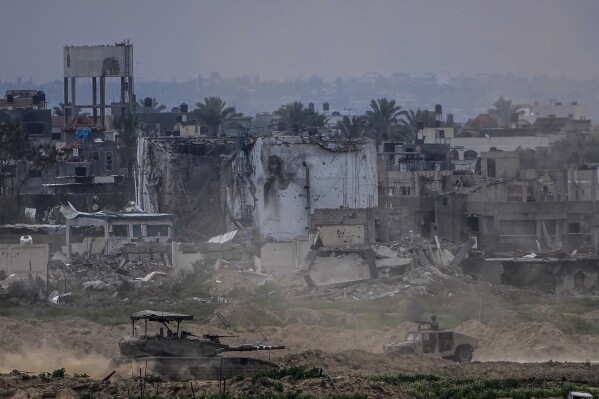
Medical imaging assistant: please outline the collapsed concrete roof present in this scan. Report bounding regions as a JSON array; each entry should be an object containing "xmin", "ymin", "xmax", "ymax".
[{"xmin": 60, "ymin": 202, "xmax": 175, "ymax": 221}]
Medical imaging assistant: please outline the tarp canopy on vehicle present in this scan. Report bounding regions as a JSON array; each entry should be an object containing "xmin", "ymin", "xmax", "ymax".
[{"xmin": 130, "ymin": 310, "xmax": 193, "ymax": 322}]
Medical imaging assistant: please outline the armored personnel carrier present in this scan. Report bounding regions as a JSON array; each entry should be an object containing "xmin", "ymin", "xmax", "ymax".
[
  {"xmin": 113, "ymin": 310, "xmax": 284, "ymax": 379},
  {"xmin": 383, "ymin": 317, "xmax": 478, "ymax": 363}
]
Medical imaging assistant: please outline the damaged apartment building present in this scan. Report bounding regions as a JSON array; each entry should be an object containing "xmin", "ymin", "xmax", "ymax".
[
  {"xmin": 432, "ymin": 150, "xmax": 599, "ymax": 294},
  {"xmin": 136, "ymin": 135, "xmax": 378, "ymax": 284}
]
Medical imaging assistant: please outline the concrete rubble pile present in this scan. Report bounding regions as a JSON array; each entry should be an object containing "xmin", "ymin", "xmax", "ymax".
[
  {"xmin": 291, "ymin": 234, "xmax": 472, "ymax": 301},
  {"xmin": 45, "ymin": 250, "xmax": 174, "ymax": 301}
]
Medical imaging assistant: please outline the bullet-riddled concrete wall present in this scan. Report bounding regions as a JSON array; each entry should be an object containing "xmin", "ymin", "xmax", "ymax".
[
  {"xmin": 0, "ymin": 244, "xmax": 49, "ymax": 275},
  {"xmin": 243, "ymin": 137, "xmax": 378, "ymax": 240}
]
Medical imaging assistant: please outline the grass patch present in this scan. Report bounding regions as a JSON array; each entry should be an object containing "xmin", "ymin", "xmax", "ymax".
[
  {"xmin": 370, "ymin": 374, "xmax": 599, "ymax": 399},
  {"xmin": 554, "ymin": 298, "xmax": 599, "ymax": 315},
  {"xmin": 252, "ymin": 366, "xmax": 322, "ymax": 383}
]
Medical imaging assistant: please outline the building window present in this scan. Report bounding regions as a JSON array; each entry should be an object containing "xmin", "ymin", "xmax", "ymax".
[
  {"xmin": 105, "ymin": 151, "xmax": 113, "ymax": 171},
  {"xmin": 112, "ymin": 225, "xmax": 128, "ymax": 237},
  {"xmin": 401, "ymin": 186, "xmax": 411, "ymax": 196},
  {"xmin": 92, "ymin": 151, "xmax": 100, "ymax": 161},
  {"xmin": 148, "ymin": 225, "xmax": 169, "ymax": 237},
  {"xmin": 568, "ymin": 223, "xmax": 581, "ymax": 234},
  {"xmin": 464, "ymin": 150, "xmax": 478, "ymax": 160}
]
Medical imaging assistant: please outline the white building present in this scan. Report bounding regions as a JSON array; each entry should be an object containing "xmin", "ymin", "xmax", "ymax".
[{"xmin": 225, "ymin": 136, "xmax": 378, "ymax": 240}]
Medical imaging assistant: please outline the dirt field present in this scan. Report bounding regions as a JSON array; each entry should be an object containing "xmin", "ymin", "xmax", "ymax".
[
  {"xmin": 2, "ymin": 291, "xmax": 599, "ymax": 398},
  {"xmin": 1, "ymin": 264, "xmax": 599, "ymax": 397}
]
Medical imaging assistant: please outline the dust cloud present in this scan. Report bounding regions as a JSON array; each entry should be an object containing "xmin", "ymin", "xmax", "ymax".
[{"xmin": 0, "ymin": 344, "xmax": 112, "ymax": 378}]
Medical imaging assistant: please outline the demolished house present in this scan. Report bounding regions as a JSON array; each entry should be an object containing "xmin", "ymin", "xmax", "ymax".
[
  {"xmin": 223, "ymin": 136, "xmax": 378, "ymax": 239},
  {"xmin": 224, "ymin": 136, "xmax": 379, "ymax": 285},
  {"xmin": 136, "ymin": 136, "xmax": 239, "ymax": 239},
  {"xmin": 61, "ymin": 203, "xmax": 176, "ymax": 259},
  {"xmin": 136, "ymin": 135, "xmax": 379, "ymax": 284},
  {"xmin": 432, "ymin": 150, "xmax": 599, "ymax": 294}
]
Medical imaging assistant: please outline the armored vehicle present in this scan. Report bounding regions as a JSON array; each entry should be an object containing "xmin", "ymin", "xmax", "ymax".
[
  {"xmin": 383, "ymin": 321, "xmax": 478, "ymax": 363},
  {"xmin": 113, "ymin": 310, "xmax": 285, "ymax": 379}
]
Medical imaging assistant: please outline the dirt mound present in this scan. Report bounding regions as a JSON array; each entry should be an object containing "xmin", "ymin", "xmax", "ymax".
[
  {"xmin": 207, "ymin": 269, "xmax": 258, "ymax": 297},
  {"xmin": 278, "ymin": 349, "xmax": 453, "ymax": 375},
  {"xmin": 0, "ymin": 317, "xmax": 128, "ymax": 378},
  {"xmin": 205, "ymin": 301, "xmax": 284, "ymax": 330},
  {"xmin": 275, "ymin": 307, "xmax": 361, "ymax": 328}
]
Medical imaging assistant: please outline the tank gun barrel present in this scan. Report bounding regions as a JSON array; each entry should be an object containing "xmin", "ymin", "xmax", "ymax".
[{"xmin": 226, "ymin": 344, "xmax": 285, "ymax": 351}]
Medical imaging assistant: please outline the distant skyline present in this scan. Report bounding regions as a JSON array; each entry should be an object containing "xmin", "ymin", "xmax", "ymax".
[{"xmin": 2, "ymin": 0, "xmax": 599, "ymax": 83}]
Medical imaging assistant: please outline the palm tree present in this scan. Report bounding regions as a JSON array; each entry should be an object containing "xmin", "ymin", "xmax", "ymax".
[
  {"xmin": 365, "ymin": 98, "xmax": 407, "ymax": 145},
  {"xmin": 274, "ymin": 101, "xmax": 327, "ymax": 133},
  {"xmin": 336, "ymin": 115, "xmax": 366, "ymax": 138},
  {"xmin": 137, "ymin": 98, "xmax": 167, "ymax": 113},
  {"xmin": 397, "ymin": 109, "xmax": 436, "ymax": 142},
  {"xmin": 488, "ymin": 96, "xmax": 514, "ymax": 128},
  {"xmin": 193, "ymin": 96, "xmax": 243, "ymax": 137}
]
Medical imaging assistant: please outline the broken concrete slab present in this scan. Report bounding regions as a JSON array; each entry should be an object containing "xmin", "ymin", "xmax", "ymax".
[
  {"xmin": 135, "ymin": 271, "xmax": 167, "ymax": 282},
  {"xmin": 375, "ymin": 257, "xmax": 413, "ymax": 269},
  {"xmin": 372, "ymin": 245, "xmax": 398, "ymax": 259},
  {"xmin": 307, "ymin": 253, "xmax": 371, "ymax": 286},
  {"xmin": 208, "ymin": 230, "xmax": 238, "ymax": 244},
  {"xmin": 239, "ymin": 270, "xmax": 270, "ymax": 286}
]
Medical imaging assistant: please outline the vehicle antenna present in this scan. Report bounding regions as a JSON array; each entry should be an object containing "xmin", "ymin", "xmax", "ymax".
[{"xmin": 477, "ymin": 287, "xmax": 483, "ymax": 340}]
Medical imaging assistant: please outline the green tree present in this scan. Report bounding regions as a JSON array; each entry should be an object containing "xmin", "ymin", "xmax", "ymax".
[
  {"xmin": 336, "ymin": 115, "xmax": 366, "ymax": 138},
  {"xmin": 397, "ymin": 109, "xmax": 436, "ymax": 142},
  {"xmin": 193, "ymin": 96, "xmax": 243, "ymax": 137},
  {"xmin": 365, "ymin": 98, "xmax": 407, "ymax": 145},
  {"xmin": 488, "ymin": 96, "xmax": 514, "ymax": 128},
  {"xmin": 274, "ymin": 101, "xmax": 327, "ymax": 133},
  {"xmin": 52, "ymin": 102, "xmax": 81, "ymax": 117},
  {"xmin": 137, "ymin": 97, "xmax": 167, "ymax": 113}
]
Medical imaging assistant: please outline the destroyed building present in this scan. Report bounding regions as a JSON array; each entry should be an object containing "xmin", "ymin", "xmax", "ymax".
[
  {"xmin": 436, "ymin": 150, "xmax": 598, "ymax": 254},
  {"xmin": 136, "ymin": 135, "xmax": 379, "ymax": 284},
  {"xmin": 377, "ymin": 142, "xmax": 451, "ymax": 241},
  {"xmin": 61, "ymin": 203, "xmax": 176, "ymax": 258},
  {"xmin": 136, "ymin": 135, "xmax": 378, "ymax": 240},
  {"xmin": 223, "ymin": 136, "xmax": 378, "ymax": 240},
  {"xmin": 136, "ymin": 136, "xmax": 239, "ymax": 239}
]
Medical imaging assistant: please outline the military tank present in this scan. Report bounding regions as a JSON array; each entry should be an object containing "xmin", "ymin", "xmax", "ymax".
[{"xmin": 112, "ymin": 310, "xmax": 285, "ymax": 379}]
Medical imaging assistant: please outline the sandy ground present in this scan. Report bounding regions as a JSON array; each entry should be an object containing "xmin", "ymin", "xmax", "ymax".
[{"xmin": 2, "ymin": 297, "xmax": 599, "ymax": 397}]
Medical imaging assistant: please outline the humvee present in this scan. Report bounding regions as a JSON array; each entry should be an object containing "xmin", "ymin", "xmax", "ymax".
[{"xmin": 383, "ymin": 328, "xmax": 478, "ymax": 363}]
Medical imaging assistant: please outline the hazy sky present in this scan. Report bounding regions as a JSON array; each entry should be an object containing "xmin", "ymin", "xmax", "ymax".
[{"xmin": 2, "ymin": 0, "xmax": 599, "ymax": 83}]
